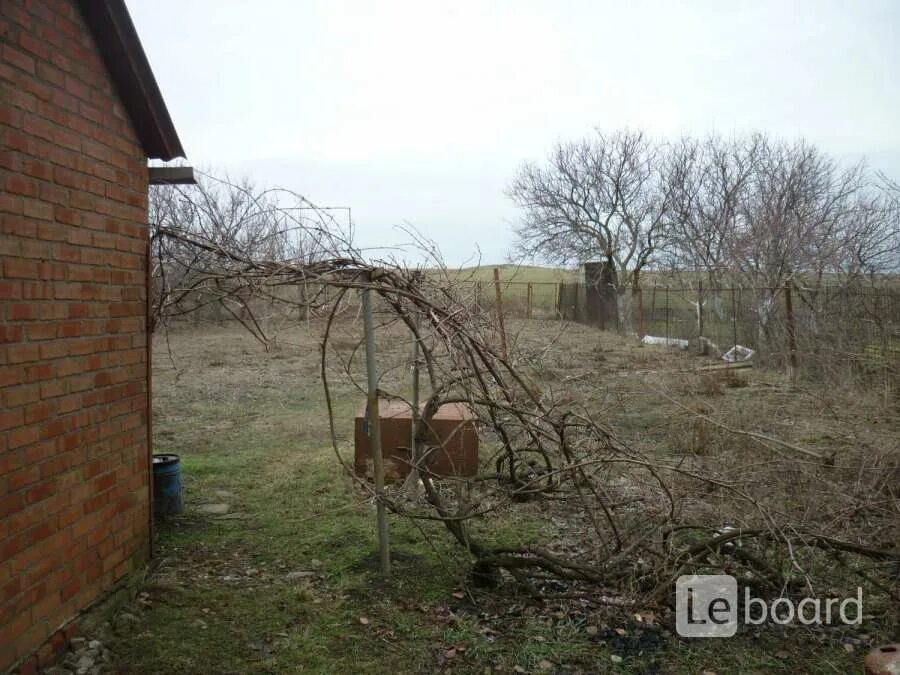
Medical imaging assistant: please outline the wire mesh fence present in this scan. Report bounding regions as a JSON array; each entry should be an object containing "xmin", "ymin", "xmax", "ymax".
[
  {"xmin": 461, "ymin": 279, "xmax": 900, "ymax": 390},
  {"xmin": 161, "ymin": 275, "xmax": 899, "ymax": 391}
]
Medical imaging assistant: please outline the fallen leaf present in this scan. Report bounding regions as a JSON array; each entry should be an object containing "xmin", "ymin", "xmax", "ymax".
[
  {"xmin": 586, "ymin": 625, "xmax": 599, "ymax": 636},
  {"xmin": 615, "ymin": 627, "xmax": 627, "ymax": 636},
  {"xmin": 843, "ymin": 643, "xmax": 855, "ymax": 653},
  {"xmin": 774, "ymin": 650, "xmax": 790, "ymax": 659},
  {"xmin": 610, "ymin": 654, "xmax": 623, "ymax": 664},
  {"xmin": 537, "ymin": 659, "xmax": 554, "ymax": 670},
  {"xmin": 452, "ymin": 591, "xmax": 466, "ymax": 600},
  {"xmin": 444, "ymin": 648, "xmax": 457, "ymax": 660},
  {"xmin": 359, "ymin": 617, "xmax": 369, "ymax": 626}
]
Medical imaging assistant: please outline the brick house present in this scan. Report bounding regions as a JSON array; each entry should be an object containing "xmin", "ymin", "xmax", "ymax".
[{"xmin": 1, "ymin": 1, "xmax": 186, "ymax": 670}]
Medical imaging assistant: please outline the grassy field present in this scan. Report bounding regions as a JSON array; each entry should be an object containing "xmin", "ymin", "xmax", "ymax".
[
  {"xmin": 75, "ymin": 318, "xmax": 897, "ymax": 674},
  {"xmin": 446, "ymin": 264, "xmax": 579, "ymax": 284}
]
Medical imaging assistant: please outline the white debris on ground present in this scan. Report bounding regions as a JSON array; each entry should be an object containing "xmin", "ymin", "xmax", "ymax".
[
  {"xmin": 722, "ymin": 345, "xmax": 755, "ymax": 362},
  {"xmin": 641, "ymin": 335, "xmax": 689, "ymax": 350}
]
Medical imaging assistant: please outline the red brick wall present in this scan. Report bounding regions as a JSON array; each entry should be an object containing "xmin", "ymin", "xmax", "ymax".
[{"xmin": 0, "ymin": 1, "xmax": 151, "ymax": 670}]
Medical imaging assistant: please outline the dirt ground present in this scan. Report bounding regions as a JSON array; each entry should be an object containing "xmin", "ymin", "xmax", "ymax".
[{"xmin": 70, "ymin": 317, "xmax": 897, "ymax": 674}]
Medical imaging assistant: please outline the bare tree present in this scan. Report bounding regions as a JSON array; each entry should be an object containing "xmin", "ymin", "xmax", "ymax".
[
  {"xmin": 662, "ymin": 135, "xmax": 761, "ymax": 320},
  {"xmin": 508, "ymin": 129, "xmax": 673, "ymax": 295},
  {"xmin": 149, "ymin": 171, "xmax": 353, "ymax": 332}
]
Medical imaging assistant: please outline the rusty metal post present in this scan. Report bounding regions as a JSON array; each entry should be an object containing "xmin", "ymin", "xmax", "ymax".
[
  {"xmin": 637, "ymin": 286, "xmax": 645, "ymax": 339},
  {"xmin": 731, "ymin": 286, "xmax": 738, "ymax": 351},
  {"xmin": 665, "ymin": 287, "xmax": 670, "ymax": 345},
  {"xmin": 526, "ymin": 282, "xmax": 533, "ymax": 319},
  {"xmin": 410, "ymin": 314, "xmax": 420, "ymax": 458},
  {"xmin": 492, "ymin": 267, "xmax": 508, "ymax": 360},
  {"xmin": 362, "ymin": 281, "xmax": 391, "ymax": 576},
  {"xmin": 784, "ymin": 281, "xmax": 798, "ymax": 384},
  {"xmin": 555, "ymin": 282, "xmax": 561, "ymax": 318},
  {"xmin": 697, "ymin": 280, "xmax": 704, "ymax": 354}
]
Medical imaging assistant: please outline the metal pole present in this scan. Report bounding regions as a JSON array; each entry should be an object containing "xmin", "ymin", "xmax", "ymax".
[
  {"xmin": 785, "ymin": 281, "xmax": 798, "ymax": 384},
  {"xmin": 637, "ymin": 286, "xmax": 645, "ymax": 339},
  {"xmin": 362, "ymin": 283, "xmax": 391, "ymax": 576},
  {"xmin": 665, "ymin": 288, "xmax": 670, "ymax": 345},
  {"xmin": 527, "ymin": 282, "xmax": 533, "ymax": 319},
  {"xmin": 409, "ymin": 312, "xmax": 420, "ymax": 488},
  {"xmin": 731, "ymin": 286, "xmax": 738, "ymax": 351},
  {"xmin": 697, "ymin": 280, "xmax": 704, "ymax": 354},
  {"xmin": 492, "ymin": 267, "xmax": 509, "ymax": 360}
]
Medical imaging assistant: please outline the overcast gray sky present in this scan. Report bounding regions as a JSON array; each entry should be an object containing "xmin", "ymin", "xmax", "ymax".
[{"xmin": 131, "ymin": 0, "xmax": 900, "ymax": 266}]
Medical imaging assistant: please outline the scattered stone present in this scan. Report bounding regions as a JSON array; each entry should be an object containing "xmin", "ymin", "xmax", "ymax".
[
  {"xmin": 286, "ymin": 570, "xmax": 316, "ymax": 580},
  {"xmin": 537, "ymin": 659, "xmax": 554, "ymax": 670},
  {"xmin": 585, "ymin": 625, "xmax": 599, "ymax": 636},
  {"xmin": 197, "ymin": 503, "xmax": 231, "ymax": 515},
  {"xmin": 117, "ymin": 612, "xmax": 140, "ymax": 625},
  {"xmin": 75, "ymin": 654, "xmax": 94, "ymax": 670},
  {"xmin": 88, "ymin": 640, "xmax": 101, "ymax": 649},
  {"xmin": 610, "ymin": 654, "xmax": 623, "ymax": 664}
]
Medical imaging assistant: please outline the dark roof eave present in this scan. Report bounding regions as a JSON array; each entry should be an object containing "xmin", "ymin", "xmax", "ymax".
[{"xmin": 76, "ymin": 0, "xmax": 186, "ymax": 161}]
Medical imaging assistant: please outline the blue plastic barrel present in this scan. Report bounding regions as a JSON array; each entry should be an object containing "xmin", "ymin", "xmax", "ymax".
[{"xmin": 152, "ymin": 454, "xmax": 183, "ymax": 516}]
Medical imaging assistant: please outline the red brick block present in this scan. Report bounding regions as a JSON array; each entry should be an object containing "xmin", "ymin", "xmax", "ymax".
[
  {"xmin": 0, "ymin": 409, "xmax": 26, "ymax": 431},
  {"xmin": 25, "ymin": 363, "xmax": 54, "ymax": 382},
  {"xmin": 4, "ymin": 259, "xmax": 38, "ymax": 279},
  {"xmin": 0, "ymin": 494, "xmax": 26, "ymax": 519},
  {"xmin": 10, "ymin": 304, "xmax": 37, "ymax": 320},
  {"xmin": 27, "ymin": 479, "xmax": 56, "ymax": 504},
  {"xmin": 2, "ymin": 44, "xmax": 35, "ymax": 75},
  {"xmin": 25, "ymin": 323, "xmax": 56, "ymax": 341},
  {"xmin": 0, "ymin": 324, "xmax": 25, "ymax": 342},
  {"xmin": 9, "ymin": 425, "xmax": 41, "ymax": 450}
]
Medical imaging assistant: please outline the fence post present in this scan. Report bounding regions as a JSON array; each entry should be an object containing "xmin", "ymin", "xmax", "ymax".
[
  {"xmin": 527, "ymin": 282, "xmax": 533, "ymax": 319},
  {"xmin": 665, "ymin": 287, "xmax": 670, "ymax": 345},
  {"xmin": 697, "ymin": 280, "xmax": 704, "ymax": 354},
  {"xmin": 785, "ymin": 281, "xmax": 798, "ymax": 384},
  {"xmin": 362, "ymin": 281, "xmax": 391, "ymax": 576},
  {"xmin": 405, "ymin": 310, "xmax": 421, "ymax": 498},
  {"xmin": 555, "ymin": 283, "xmax": 561, "ymax": 318},
  {"xmin": 492, "ymin": 267, "xmax": 509, "ymax": 360},
  {"xmin": 731, "ymin": 286, "xmax": 738, "ymax": 350},
  {"xmin": 637, "ymin": 287, "xmax": 645, "ymax": 339}
]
